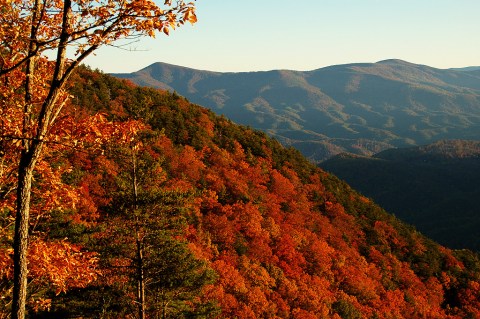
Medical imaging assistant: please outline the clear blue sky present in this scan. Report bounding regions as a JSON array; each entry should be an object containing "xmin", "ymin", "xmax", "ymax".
[{"xmin": 85, "ymin": 0, "xmax": 480, "ymax": 73}]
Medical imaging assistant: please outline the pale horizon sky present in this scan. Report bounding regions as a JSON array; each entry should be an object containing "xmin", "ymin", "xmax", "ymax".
[{"xmin": 84, "ymin": 0, "xmax": 480, "ymax": 73}]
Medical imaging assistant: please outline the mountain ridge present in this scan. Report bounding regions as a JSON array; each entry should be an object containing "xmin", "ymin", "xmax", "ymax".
[{"xmin": 113, "ymin": 60, "xmax": 480, "ymax": 162}]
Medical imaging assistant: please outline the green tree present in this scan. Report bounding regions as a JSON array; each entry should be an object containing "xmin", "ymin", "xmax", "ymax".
[{"xmin": 99, "ymin": 136, "xmax": 217, "ymax": 319}]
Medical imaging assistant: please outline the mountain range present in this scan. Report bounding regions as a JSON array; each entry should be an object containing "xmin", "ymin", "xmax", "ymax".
[
  {"xmin": 321, "ymin": 139, "xmax": 480, "ymax": 252},
  {"xmin": 113, "ymin": 59, "xmax": 480, "ymax": 162}
]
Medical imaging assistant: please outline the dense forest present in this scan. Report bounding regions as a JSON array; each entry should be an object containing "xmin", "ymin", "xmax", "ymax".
[{"xmin": 1, "ymin": 67, "xmax": 480, "ymax": 318}]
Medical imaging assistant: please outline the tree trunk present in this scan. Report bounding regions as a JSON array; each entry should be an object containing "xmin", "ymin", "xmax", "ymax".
[
  {"xmin": 11, "ymin": 0, "xmax": 41, "ymax": 314},
  {"xmin": 11, "ymin": 150, "xmax": 37, "ymax": 319},
  {"xmin": 136, "ymin": 239, "xmax": 146, "ymax": 319},
  {"xmin": 132, "ymin": 150, "xmax": 146, "ymax": 319},
  {"xmin": 10, "ymin": 1, "xmax": 71, "ymax": 316},
  {"xmin": 162, "ymin": 300, "xmax": 167, "ymax": 319}
]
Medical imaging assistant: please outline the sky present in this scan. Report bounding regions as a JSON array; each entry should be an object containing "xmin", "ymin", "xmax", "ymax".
[{"xmin": 84, "ymin": 0, "xmax": 480, "ymax": 73}]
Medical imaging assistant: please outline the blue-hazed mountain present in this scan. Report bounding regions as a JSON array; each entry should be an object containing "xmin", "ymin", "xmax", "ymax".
[
  {"xmin": 450, "ymin": 66, "xmax": 480, "ymax": 72},
  {"xmin": 113, "ymin": 59, "xmax": 480, "ymax": 162}
]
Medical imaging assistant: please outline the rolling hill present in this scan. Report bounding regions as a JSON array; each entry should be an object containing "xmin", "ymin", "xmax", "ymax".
[
  {"xmin": 113, "ymin": 59, "xmax": 480, "ymax": 162},
  {"xmin": 320, "ymin": 139, "xmax": 480, "ymax": 251}
]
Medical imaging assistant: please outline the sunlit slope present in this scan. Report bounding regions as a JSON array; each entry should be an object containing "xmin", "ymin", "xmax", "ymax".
[{"xmin": 55, "ymin": 68, "xmax": 480, "ymax": 318}]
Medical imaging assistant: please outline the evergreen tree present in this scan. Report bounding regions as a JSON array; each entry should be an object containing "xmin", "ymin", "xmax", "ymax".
[{"xmin": 97, "ymin": 134, "xmax": 218, "ymax": 318}]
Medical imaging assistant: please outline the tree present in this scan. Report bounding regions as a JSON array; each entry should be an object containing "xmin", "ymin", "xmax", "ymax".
[
  {"xmin": 98, "ymin": 135, "xmax": 217, "ymax": 319},
  {"xmin": 0, "ymin": 1, "xmax": 197, "ymax": 318}
]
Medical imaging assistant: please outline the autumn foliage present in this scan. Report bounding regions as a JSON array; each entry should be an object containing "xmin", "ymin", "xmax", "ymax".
[
  {"xmin": 1, "ymin": 0, "xmax": 198, "ymax": 317},
  {"xmin": 2, "ymin": 67, "xmax": 480, "ymax": 317}
]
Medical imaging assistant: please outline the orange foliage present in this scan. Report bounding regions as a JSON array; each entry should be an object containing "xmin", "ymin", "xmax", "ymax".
[
  {"xmin": 1, "ymin": 239, "xmax": 98, "ymax": 296},
  {"xmin": 4, "ymin": 61, "xmax": 480, "ymax": 317},
  {"xmin": 28, "ymin": 240, "xmax": 99, "ymax": 295},
  {"xmin": 96, "ymin": 131, "xmax": 479, "ymax": 319}
]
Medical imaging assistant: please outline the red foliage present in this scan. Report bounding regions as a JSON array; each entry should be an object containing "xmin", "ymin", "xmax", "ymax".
[{"xmin": 4, "ymin": 87, "xmax": 479, "ymax": 318}]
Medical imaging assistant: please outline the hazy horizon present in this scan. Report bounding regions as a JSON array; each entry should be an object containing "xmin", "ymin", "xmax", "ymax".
[
  {"xmin": 83, "ymin": 0, "xmax": 480, "ymax": 73},
  {"xmin": 108, "ymin": 58, "xmax": 480, "ymax": 75}
]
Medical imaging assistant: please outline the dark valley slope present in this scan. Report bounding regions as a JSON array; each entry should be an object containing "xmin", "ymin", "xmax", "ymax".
[
  {"xmin": 320, "ymin": 139, "xmax": 480, "ymax": 251},
  {"xmin": 113, "ymin": 60, "xmax": 480, "ymax": 162}
]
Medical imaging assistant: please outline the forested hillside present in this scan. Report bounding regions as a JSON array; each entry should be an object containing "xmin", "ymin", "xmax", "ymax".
[{"xmin": 1, "ymin": 67, "xmax": 479, "ymax": 318}]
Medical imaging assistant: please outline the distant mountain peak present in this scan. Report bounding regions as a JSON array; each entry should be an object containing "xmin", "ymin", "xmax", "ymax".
[
  {"xmin": 139, "ymin": 61, "xmax": 220, "ymax": 74},
  {"xmin": 376, "ymin": 59, "xmax": 414, "ymax": 65},
  {"xmin": 113, "ymin": 60, "xmax": 480, "ymax": 162}
]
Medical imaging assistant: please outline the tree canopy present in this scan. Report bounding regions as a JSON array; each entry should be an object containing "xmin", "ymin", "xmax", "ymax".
[{"xmin": 0, "ymin": 1, "xmax": 196, "ymax": 318}]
